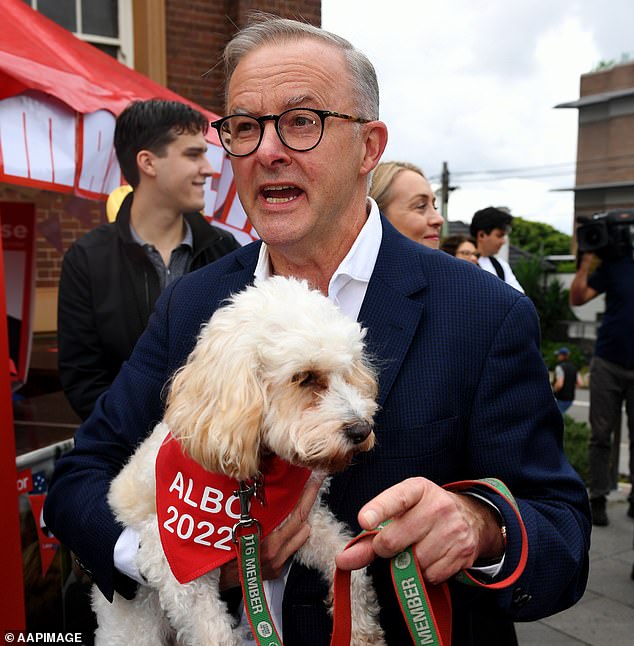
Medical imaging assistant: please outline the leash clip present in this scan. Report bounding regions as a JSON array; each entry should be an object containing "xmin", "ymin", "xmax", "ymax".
[{"xmin": 232, "ymin": 474, "xmax": 264, "ymax": 542}]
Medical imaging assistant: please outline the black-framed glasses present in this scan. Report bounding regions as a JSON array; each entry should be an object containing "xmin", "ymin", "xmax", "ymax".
[{"xmin": 210, "ymin": 108, "xmax": 371, "ymax": 157}]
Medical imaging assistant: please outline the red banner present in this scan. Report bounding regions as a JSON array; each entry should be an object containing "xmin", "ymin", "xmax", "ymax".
[
  {"xmin": 27, "ymin": 493, "xmax": 61, "ymax": 577},
  {"xmin": 0, "ymin": 202, "xmax": 36, "ymax": 389},
  {"xmin": 16, "ymin": 468, "xmax": 32, "ymax": 495},
  {"xmin": 0, "ymin": 219, "xmax": 26, "ymax": 632}
]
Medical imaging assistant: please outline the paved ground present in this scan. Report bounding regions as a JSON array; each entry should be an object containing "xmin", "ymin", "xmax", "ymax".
[
  {"xmin": 515, "ymin": 389, "xmax": 634, "ymax": 645},
  {"xmin": 516, "ymin": 485, "xmax": 633, "ymax": 645}
]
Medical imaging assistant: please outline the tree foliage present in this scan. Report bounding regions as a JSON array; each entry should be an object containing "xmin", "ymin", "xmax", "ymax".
[
  {"xmin": 513, "ymin": 257, "xmax": 574, "ymax": 341},
  {"xmin": 590, "ymin": 53, "xmax": 632, "ymax": 73},
  {"xmin": 563, "ymin": 415, "xmax": 590, "ymax": 485},
  {"xmin": 510, "ymin": 216, "xmax": 572, "ymax": 256},
  {"xmin": 510, "ymin": 217, "xmax": 584, "ymax": 358}
]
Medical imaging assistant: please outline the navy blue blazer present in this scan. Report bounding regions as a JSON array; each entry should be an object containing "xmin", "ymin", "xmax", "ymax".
[{"xmin": 45, "ymin": 217, "xmax": 590, "ymax": 645}]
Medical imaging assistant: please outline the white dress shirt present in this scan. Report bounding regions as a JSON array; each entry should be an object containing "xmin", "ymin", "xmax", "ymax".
[{"xmin": 478, "ymin": 255, "xmax": 525, "ymax": 293}]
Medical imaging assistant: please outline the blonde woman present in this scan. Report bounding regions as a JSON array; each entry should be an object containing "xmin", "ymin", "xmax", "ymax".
[{"xmin": 370, "ymin": 161, "xmax": 443, "ymax": 248}]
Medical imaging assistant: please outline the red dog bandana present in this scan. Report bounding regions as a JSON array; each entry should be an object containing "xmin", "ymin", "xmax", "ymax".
[{"xmin": 156, "ymin": 433, "xmax": 312, "ymax": 583}]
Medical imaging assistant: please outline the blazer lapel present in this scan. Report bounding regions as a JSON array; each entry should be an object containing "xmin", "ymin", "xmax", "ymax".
[
  {"xmin": 215, "ymin": 241, "xmax": 261, "ymax": 296},
  {"xmin": 359, "ymin": 218, "xmax": 428, "ymax": 406}
]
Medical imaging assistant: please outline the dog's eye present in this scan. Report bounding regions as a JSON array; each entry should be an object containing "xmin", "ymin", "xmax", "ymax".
[{"xmin": 292, "ymin": 371, "xmax": 323, "ymax": 389}]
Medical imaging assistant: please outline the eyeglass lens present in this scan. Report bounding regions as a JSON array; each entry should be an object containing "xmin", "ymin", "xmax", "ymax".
[{"xmin": 219, "ymin": 109, "xmax": 323, "ymax": 156}]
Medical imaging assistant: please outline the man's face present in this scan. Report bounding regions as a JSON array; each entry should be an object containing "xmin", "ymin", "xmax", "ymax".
[
  {"xmin": 147, "ymin": 131, "xmax": 212, "ymax": 214},
  {"xmin": 477, "ymin": 227, "xmax": 507, "ymax": 257},
  {"xmin": 226, "ymin": 40, "xmax": 381, "ymax": 262}
]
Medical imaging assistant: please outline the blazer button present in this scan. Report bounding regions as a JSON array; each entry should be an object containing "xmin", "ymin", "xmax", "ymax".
[{"xmin": 511, "ymin": 586, "xmax": 532, "ymax": 608}]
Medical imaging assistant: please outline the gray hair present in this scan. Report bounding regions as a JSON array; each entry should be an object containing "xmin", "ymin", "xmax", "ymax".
[{"xmin": 222, "ymin": 13, "xmax": 379, "ymax": 120}]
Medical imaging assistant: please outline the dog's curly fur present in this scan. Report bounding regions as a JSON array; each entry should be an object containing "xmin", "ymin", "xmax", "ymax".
[{"xmin": 92, "ymin": 276, "xmax": 386, "ymax": 645}]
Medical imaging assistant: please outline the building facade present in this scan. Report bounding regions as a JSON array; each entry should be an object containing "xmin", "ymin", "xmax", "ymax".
[
  {"xmin": 557, "ymin": 61, "xmax": 634, "ymax": 223},
  {"xmin": 555, "ymin": 62, "xmax": 634, "ymax": 334}
]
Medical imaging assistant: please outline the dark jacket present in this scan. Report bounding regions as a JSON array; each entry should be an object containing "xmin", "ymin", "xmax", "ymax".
[
  {"xmin": 554, "ymin": 359, "xmax": 577, "ymax": 402},
  {"xmin": 57, "ymin": 193, "xmax": 240, "ymax": 420},
  {"xmin": 588, "ymin": 255, "xmax": 634, "ymax": 369},
  {"xmin": 46, "ymin": 217, "xmax": 590, "ymax": 645}
]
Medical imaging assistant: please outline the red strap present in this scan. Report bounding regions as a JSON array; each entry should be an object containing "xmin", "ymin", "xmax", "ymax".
[
  {"xmin": 330, "ymin": 478, "xmax": 528, "ymax": 645},
  {"xmin": 331, "ymin": 527, "xmax": 452, "ymax": 646},
  {"xmin": 331, "ymin": 567, "xmax": 353, "ymax": 645},
  {"xmin": 442, "ymin": 479, "xmax": 529, "ymax": 590},
  {"xmin": 330, "ymin": 529, "xmax": 377, "ymax": 646}
]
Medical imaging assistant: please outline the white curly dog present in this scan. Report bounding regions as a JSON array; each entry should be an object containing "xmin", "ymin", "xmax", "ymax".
[{"xmin": 92, "ymin": 276, "xmax": 386, "ymax": 645}]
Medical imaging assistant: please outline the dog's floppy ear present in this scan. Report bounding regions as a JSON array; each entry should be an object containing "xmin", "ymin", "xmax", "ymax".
[{"xmin": 163, "ymin": 314, "xmax": 265, "ymax": 480}]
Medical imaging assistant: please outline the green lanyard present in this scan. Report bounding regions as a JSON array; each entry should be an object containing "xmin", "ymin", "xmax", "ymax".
[{"xmin": 236, "ymin": 530, "xmax": 284, "ymax": 645}]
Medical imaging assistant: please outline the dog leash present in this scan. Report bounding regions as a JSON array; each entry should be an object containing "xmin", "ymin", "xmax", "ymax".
[
  {"xmin": 234, "ymin": 477, "xmax": 528, "ymax": 646},
  {"xmin": 330, "ymin": 478, "xmax": 528, "ymax": 646}
]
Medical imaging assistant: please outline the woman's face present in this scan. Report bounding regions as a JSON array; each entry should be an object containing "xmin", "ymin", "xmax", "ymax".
[
  {"xmin": 382, "ymin": 170, "xmax": 444, "ymax": 248},
  {"xmin": 455, "ymin": 240, "xmax": 480, "ymax": 265}
]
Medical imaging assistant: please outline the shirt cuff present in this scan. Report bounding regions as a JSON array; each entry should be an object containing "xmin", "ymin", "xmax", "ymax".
[
  {"xmin": 462, "ymin": 491, "xmax": 506, "ymax": 578},
  {"xmin": 113, "ymin": 526, "xmax": 145, "ymax": 585}
]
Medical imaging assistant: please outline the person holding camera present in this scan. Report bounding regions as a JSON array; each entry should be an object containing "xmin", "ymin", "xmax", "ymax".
[{"xmin": 570, "ymin": 227, "xmax": 634, "ymax": 526}]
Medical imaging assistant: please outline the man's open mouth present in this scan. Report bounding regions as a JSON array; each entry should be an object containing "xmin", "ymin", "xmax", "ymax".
[{"xmin": 262, "ymin": 185, "xmax": 303, "ymax": 203}]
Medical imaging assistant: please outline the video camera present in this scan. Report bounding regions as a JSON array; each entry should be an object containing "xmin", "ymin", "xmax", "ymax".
[{"xmin": 576, "ymin": 209, "xmax": 634, "ymax": 260}]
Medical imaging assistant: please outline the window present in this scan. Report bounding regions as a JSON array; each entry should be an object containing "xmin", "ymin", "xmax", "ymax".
[{"xmin": 26, "ymin": 0, "xmax": 133, "ymax": 66}]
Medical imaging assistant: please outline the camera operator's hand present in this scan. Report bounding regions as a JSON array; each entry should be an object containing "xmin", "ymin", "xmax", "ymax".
[
  {"xmin": 570, "ymin": 253, "xmax": 599, "ymax": 306},
  {"xmin": 575, "ymin": 251, "xmax": 595, "ymax": 271}
]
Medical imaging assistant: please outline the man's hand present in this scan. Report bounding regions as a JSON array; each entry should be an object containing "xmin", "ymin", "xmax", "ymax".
[
  {"xmin": 335, "ymin": 477, "xmax": 505, "ymax": 585},
  {"xmin": 570, "ymin": 253, "xmax": 599, "ymax": 306},
  {"xmin": 219, "ymin": 476, "xmax": 323, "ymax": 589}
]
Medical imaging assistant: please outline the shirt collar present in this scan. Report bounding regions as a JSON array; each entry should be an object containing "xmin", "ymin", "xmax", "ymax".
[
  {"xmin": 129, "ymin": 218, "xmax": 193, "ymax": 249},
  {"xmin": 328, "ymin": 197, "xmax": 382, "ymax": 293},
  {"xmin": 254, "ymin": 198, "xmax": 381, "ymax": 286},
  {"xmin": 253, "ymin": 198, "xmax": 382, "ymax": 318}
]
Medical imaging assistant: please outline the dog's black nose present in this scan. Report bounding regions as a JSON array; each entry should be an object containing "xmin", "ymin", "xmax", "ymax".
[{"xmin": 345, "ymin": 422, "xmax": 373, "ymax": 444}]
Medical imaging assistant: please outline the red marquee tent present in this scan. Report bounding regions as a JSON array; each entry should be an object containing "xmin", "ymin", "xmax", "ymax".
[
  {"xmin": 0, "ymin": 0, "xmax": 253, "ymax": 241},
  {"xmin": 0, "ymin": 0, "xmax": 254, "ymax": 633}
]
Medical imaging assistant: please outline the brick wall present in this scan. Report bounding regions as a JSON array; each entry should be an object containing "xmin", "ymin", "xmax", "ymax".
[
  {"xmin": 0, "ymin": 184, "xmax": 106, "ymax": 288},
  {"xmin": 165, "ymin": 0, "xmax": 321, "ymax": 115},
  {"xmin": 574, "ymin": 61, "xmax": 634, "ymax": 217},
  {"xmin": 575, "ymin": 116, "xmax": 634, "ymax": 186},
  {"xmin": 580, "ymin": 61, "xmax": 634, "ymax": 97}
]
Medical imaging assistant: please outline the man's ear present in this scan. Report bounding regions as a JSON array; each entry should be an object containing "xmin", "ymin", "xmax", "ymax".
[
  {"xmin": 136, "ymin": 150, "xmax": 157, "ymax": 179},
  {"xmin": 360, "ymin": 120, "xmax": 388, "ymax": 176}
]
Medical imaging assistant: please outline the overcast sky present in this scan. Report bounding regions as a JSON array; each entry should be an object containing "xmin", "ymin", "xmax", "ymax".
[{"xmin": 321, "ymin": 0, "xmax": 633, "ymax": 234}]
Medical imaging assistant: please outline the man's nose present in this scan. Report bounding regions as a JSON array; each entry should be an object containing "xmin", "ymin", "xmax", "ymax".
[
  {"xmin": 255, "ymin": 121, "xmax": 291, "ymax": 164},
  {"xmin": 200, "ymin": 156, "xmax": 214, "ymax": 176}
]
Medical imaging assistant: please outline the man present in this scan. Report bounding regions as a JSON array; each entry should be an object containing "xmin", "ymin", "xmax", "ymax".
[
  {"xmin": 470, "ymin": 206, "xmax": 524, "ymax": 292},
  {"xmin": 570, "ymin": 251, "xmax": 634, "ymax": 526},
  {"xmin": 45, "ymin": 17, "xmax": 590, "ymax": 645},
  {"xmin": 552, "ymin": 347, "xmax": 581, "ymax": 414},
  {"xmin": 553, "ymin": 347, "xmax": 581, "ymax": 415},
  {"xmin": 57, "ymin": 99, "xmax": 240, "ymax": 420}
]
